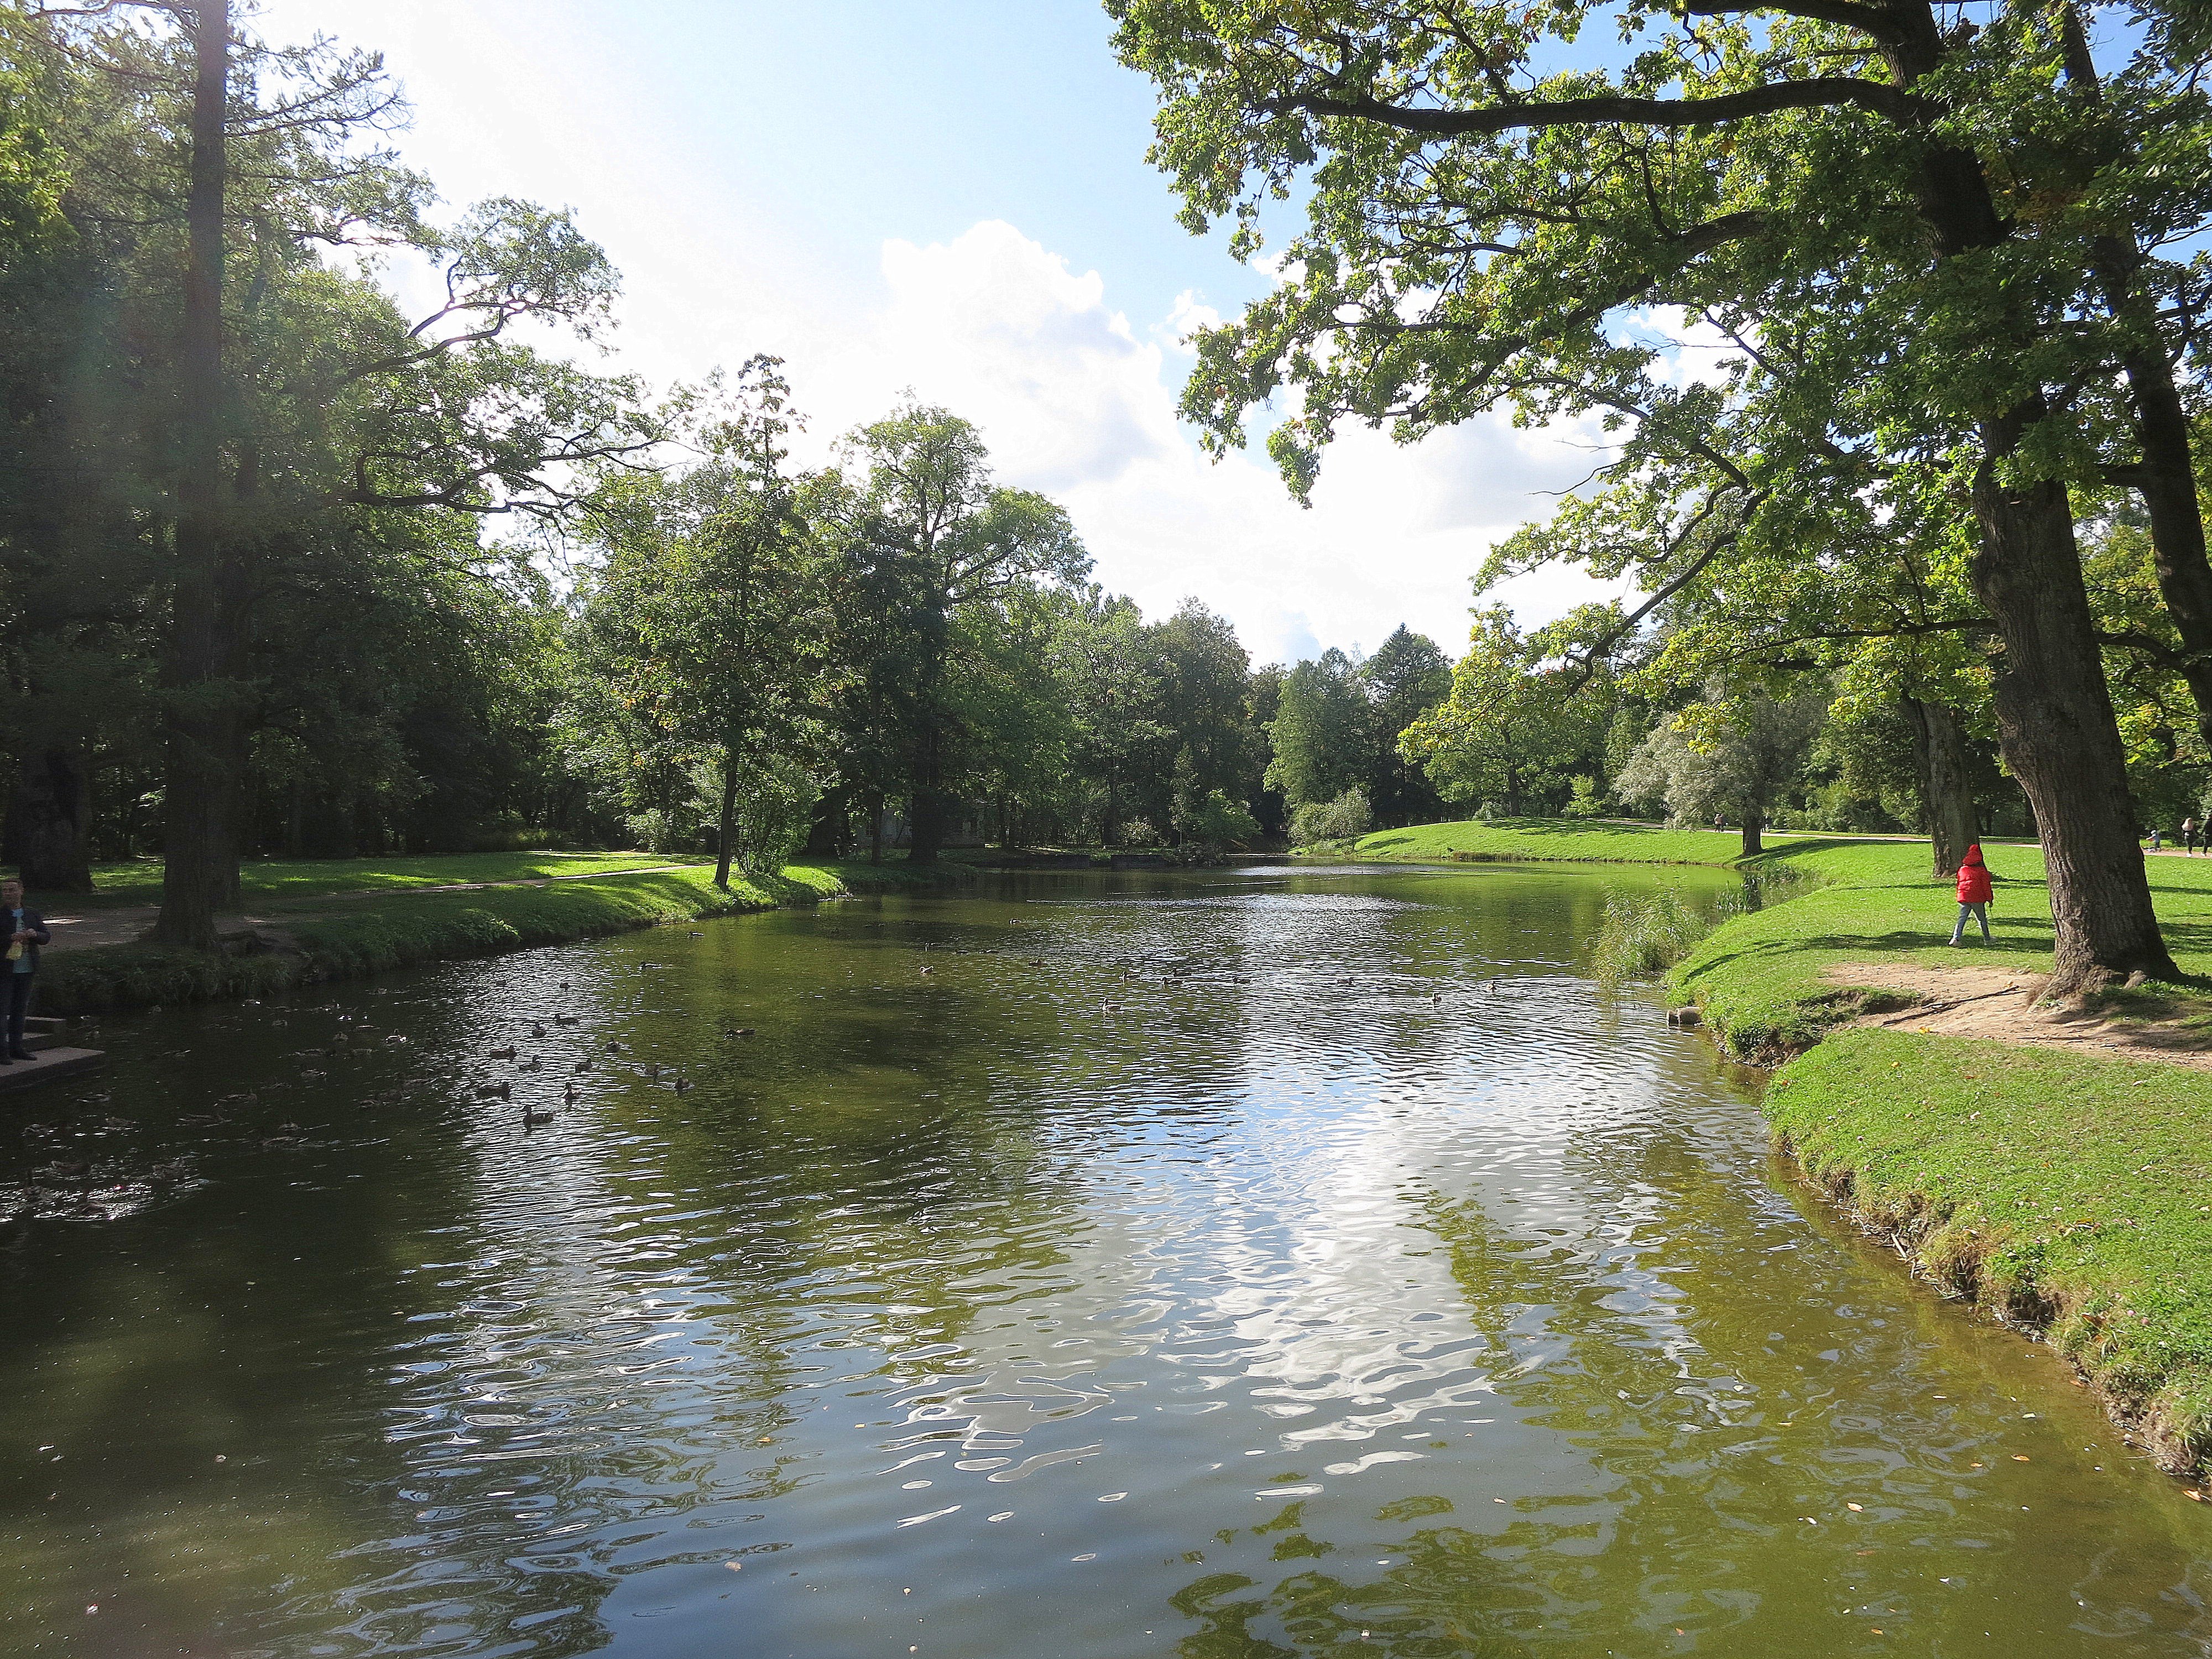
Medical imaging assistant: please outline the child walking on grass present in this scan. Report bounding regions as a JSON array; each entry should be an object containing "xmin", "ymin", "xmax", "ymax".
[{"xmin": 1949, "ymin": 844, "xmax": 1994, "ymax": 945}]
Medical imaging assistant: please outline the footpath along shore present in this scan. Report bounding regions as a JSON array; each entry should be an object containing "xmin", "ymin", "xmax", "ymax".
[
  {"xmin": 1345, "ymin": 816, "xmax": 2212, "ymax": 1480},
  {"xmin": 28, "ymin": 850, "xmax": 950, "ymax": 1016}
]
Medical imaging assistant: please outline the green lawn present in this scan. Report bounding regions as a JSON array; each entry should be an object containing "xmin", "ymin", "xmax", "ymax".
[
  {"xmin": 1353, "ymin": 816, "xmax": 1771, "ymax": 865},
  {"xmin": 1771, "ymin": 1029, "xmax": 2212, "ymax": 1470},
  {"xmin": 36, "ymin": 859, "xmax": 948, "ymax": 1013},
  {"xmin": 76, "ymin": 849, "xmax": 711, "ymax": 907},
  {"xmin": 1673, "ymin": 839, "xmax": 2212, "ymax": 1053}
]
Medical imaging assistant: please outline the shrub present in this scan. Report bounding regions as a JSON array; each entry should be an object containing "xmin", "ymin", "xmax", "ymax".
[
  {"xmin": 1183, "ymin": 789, "xmax": 1260, "ymax": 851},
  {"xmin": 1288, "ymin": 787, "xmax": 1373, "ymax": 848}
]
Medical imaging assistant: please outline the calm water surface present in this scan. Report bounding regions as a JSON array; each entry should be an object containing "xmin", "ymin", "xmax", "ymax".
[{"xmin": 4, "ymin": 865, "xmax": 2209, "ymax": 1658}]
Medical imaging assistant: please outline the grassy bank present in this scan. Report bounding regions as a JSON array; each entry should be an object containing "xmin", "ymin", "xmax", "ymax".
[
  {"xmin": 1670, "ymin": 839, "xmax": 2212, "ymax": 1472},
  {"xmin": 1350, "ymin": 814, "xmax": 2212, "ymax": 1474},
  {"xmin": 1770, "ymin": 1030, "xmax": 2212, "ymax": 1470},
  {"xmin": 39, "ymin": 858, "xmax": 946, "ymax": 1014},
  {"xmin": 1672, "ymin": 840, "xmax": 2212, "ymax": 1056},
  {"xmin": 1353, "ymin": 816, "xmax": 1773, "ymax": 865},
  {"xmin": 75, "ymin": 848, "xmax": 711, "ymax": 907}
]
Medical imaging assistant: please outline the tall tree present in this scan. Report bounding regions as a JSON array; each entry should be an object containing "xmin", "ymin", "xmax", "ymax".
[
  {"xmin": 24, "ymin": 6, "xmax": 651, "ymax": 944},
  {"xmin": 1400, "ymin": 609, "xmax": 1610, "ymax": 817},
  {"xmin": 1151, "ymin": 597, "xmax": 1258, "ymax": 809},
  {"xmin": 1053, "ymin": 588, "xmax": 1170, "ymax": 845},
  {"xmin": 815, "ymin": 404, "xmax": 1089, "ymax": 863},
  {"xmin": 581, "ymin": 361, "xmax": 820, "ymax": 888},
  {"xmin": 1616, "ymin": 692, "xmax": 1827, "ymax": 857},
  {"xmin": 1360, "ymin": 625, "xmax": 1451, "ymax": 826},
  {"xmin": 1264, "ymin": 648, "xmax": 1372, "ymax": 808},
  {"xmin": 1111, "ymin": 0, "xmax": 2199, "ymax": 992}
]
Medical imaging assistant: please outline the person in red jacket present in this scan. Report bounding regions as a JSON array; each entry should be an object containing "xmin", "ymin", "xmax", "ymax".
[{"xmin": 1949, "ymin": 844, "xmax": 1995, "ymax": 945}]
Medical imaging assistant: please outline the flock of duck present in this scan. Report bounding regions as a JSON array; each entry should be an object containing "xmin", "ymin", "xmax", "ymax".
[
  {"xmin": 465, "ymin": 950, "xmax": 1509, "ymax": 1131},
  {"xmin": 469, "ymin": 974, "xmax": 768, "ymax": 1130}
]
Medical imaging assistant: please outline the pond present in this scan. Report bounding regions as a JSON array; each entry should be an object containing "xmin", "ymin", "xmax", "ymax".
[{"xmin": 3, "ymin": 865, "xmax": 2209, "ymax": 1657}]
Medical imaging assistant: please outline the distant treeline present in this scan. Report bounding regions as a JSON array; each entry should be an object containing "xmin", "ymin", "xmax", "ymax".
[{"xmin": 0, "ymin": 2, "xmax": 1471, "ymax": 921}]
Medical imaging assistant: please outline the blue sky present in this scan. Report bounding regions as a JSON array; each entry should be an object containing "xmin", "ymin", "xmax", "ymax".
[{"xmin": 253, "ymin": 0, "xmax": 1613, "ymax": 665}]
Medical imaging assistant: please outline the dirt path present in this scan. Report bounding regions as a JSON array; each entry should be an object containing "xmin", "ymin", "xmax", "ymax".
[
  {"xmin": 1823, "ymin": 961, "xmax": 2212, "ymax": 1071},
  {"xmin": 40, "ymin": 864, "xmax": 699, "ymax": 953}
]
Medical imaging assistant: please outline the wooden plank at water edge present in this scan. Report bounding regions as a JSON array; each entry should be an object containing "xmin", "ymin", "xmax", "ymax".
[{"xmin": 0, "ymin": 1047, "xmax": 104, "ymax": 1091}]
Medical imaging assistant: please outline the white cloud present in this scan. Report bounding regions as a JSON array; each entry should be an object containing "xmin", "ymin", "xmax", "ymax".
[{"xmin": 796, "ymin": 220, "xmax": 1619, "ymax": 665}]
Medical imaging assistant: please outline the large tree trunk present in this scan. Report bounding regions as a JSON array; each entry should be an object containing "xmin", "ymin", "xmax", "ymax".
[
  {"xmin": 11, "ymin": 747, "xmax": 93, "ymax": 893},
  {"xmin": 1864, "ymin": 9, "xmax": 2176, "ymax": 995},
  {"xmin": 905, "ymin": 700, "xmax": 947, "ymax": 863},
  {"xmin": 2055, "ymin": 2, "xmax": 2212, "ymax": 754},
  {"xmin": 1968, "ymin": 468, "xmax": 2174, "ymax": 993},
  {"xmin": 1902, "ymin": 696, "xmax": 1980, "ymax": 877},
  {"xmin": 803, "ymin": 785, "xmax": 847, "ymax": 859},
  {"xmin": 154, "ymin": 0, "xmax": 241, "ymax": 950},
  {"xmin": 1738, "ymin": 811, "xmax": 1762, "ymax": 859},
  {"xmin": 908, "ymin": 790, "xmax": 946, "ymax": 865},
  {"xmin": 712, "ymin": 744, "xmax": 739, "ymax": 888}
]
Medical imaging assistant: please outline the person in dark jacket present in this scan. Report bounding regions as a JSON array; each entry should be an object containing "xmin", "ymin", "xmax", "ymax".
[
  {"xmin": 0, "ymin": 877, "xmax": 51, "ymax": 1061},
  {"xmin": 1948, "ymin": 844, "xmax": 1995, "ymax": 945}
]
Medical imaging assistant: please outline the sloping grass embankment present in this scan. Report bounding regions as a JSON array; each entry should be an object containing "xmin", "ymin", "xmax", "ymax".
[
  {"xmin": 38, "ymin": 859, "xmax": 946, "ymax": 1014},
  {"xmin": 1354, "ymin": 815, "xmax": 1782, "ymax": 865},
  {"xmin": 76, "ymin": 848, "xmax": 712, "ymax": 907},
  {"xmin": 1676, "ymin": 838, "xmax": 2212, "ymax": 1473},
  {"xmin": 1349, "ymin": 816, "xmax": 2212, "ymax": 1474}
]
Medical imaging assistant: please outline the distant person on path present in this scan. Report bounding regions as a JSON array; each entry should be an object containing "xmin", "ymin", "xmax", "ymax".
[
  {"xmin": 0, "ymin": 878, "xmax": 49, "ymax": 1062},
  {"xmin": 1949, "ymin": 845, "xmax": 1994, "ymax": 945},
  {"xmin": 2185, "ymin": 816, "xmax": 2198, "ymax": 854},
  {"xmin": 2151, "ymin": 826, "xmax": 2163, "ymax": 852}
]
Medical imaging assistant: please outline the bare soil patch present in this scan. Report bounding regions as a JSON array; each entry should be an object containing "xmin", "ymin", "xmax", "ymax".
[{"xmin": 1822, "ymin": 961, "xmax": 2212, "ymax": 1071}]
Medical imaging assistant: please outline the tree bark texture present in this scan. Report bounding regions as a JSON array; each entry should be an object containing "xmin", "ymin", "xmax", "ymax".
[
  {"xmin": 713, "ymin": 744, "xmax": 739, "ymax": 888},
  {"xmin": 1968, "ymin": 469, "xmax": 2176, "ymax": 990},
  {"xmin": 907, "ymin": 713, "xmax": 947, "ymax": 864},
  {"xmin": 1738, "ymin": 813, "xmax": 1762, "ymax": 859},
  {"xmin": 803, "ymin": 786, "xmax": 847, "ymax": 858},
  {"xmin": 2058, "ymin": 2, "xmax": 2212, "ymax": 754},
  {"xmin": 1902, "ymin": 697, "xmax": 1980, "ymax": 877},
  {"xmin": 9, "ymin": 747, "xmax": 94, "ymax": 892},
  {"xmin": 154, "ymin": 0, "xmax": 245, "ymax": 949},
  {"xmin": 2114, "ymin": 331, "xmax": 2212, "ymax": 752}
]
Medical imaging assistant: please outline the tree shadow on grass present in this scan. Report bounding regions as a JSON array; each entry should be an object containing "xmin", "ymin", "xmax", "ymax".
[{"xmin": 1685, "ymin": 926, "xmax": 2058, "ymax": 985}]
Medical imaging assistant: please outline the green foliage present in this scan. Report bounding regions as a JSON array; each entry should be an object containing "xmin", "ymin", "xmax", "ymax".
[
  {"xmin": 1182, "ymin": 788, "xmax": 1261, "ymax": 851},
  {"xmin": 1265, "ymin": 649, "xmax": 1371, "ymax": 807},
  {"xmin": 1360, "ymin": 624, "xmax": 1451, "ymax": 823},
  {"xmin": 1615, "ymin": 692, "xmax": 1827, "ymax": 833},
  {"xmin": 576, "ymin": 358, "xmax": 826, "ymax": 880},
  {"xmin": 1288, "ymin": 786, "xmax": 1372, "ymax": 849},
  {"xmin": 812, "ymin": 400, "xmax": 1091, "ymax": 858},
  {"xmin": 1400, "ymin": 607, "xmax": 1614, "ymax": 815},
  {"xmin": 1052, "ymin": 588, "xmax": 1171, "ymax": 844}
]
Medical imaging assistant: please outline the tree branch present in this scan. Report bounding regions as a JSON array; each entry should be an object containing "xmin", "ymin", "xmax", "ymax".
[{"xmin": 1264, "ymin": 76, "xmax": 1911, "ymax": 138}]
